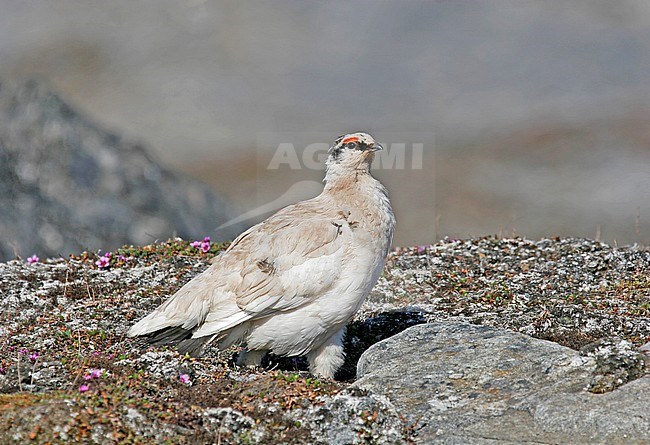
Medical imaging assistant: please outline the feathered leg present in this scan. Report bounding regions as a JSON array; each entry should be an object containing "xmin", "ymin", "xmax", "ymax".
[{"xmin": 307, "ymin": 327, "xmax": 345, "ymax": 379}]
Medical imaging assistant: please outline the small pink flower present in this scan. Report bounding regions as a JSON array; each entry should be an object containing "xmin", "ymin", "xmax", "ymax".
[
  {"xmin": 179, "ymin": 373, "xmax": 191, "ymax": 384},
  {"xmin": 27, "ymin": 255, "xmax": 39, "ymax": 265},
  {"xmin": 191, "ymin": 237, "xmax": 212, "ymax": 253},
  {"xmin": 79, "ymin": 384, "xmax": 89, "ymax": 393},
  {"xmin": 29, "ymin": 352, "xmax": 39, "ymax": 362},
  {"xmin": 95, "ymin": 252, "xmax": 111, "ymax": 269},
  {"xmin": 83, "ymin": 368, "xmax": 102, "ymax": 380},
  {"xmin": 92, "ymin": 351, "xmax": 101, "ymax": 356},
  {"xmin": 19, "ymin": 348, "xmax": 28, "ymax": 355},
  {"xmin": 0, "ymin": 367, "xmax": 6, "ymax": 375}
]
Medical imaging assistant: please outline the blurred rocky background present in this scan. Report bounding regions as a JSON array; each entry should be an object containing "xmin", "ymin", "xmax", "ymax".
[
  {"xmin": 0, "ymin": 80, "xmax": 242, "ymax": 261},
  {"xmin": 0, "ymin": 1, "xmax": 649, "ymax": 259}
]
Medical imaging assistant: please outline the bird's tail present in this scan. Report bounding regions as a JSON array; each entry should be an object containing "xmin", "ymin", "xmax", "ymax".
[
  {"xmin": 133, "ymin": 323, "xmax": 240, "ymax": 357},
  {"xmin": 127, "ymin": 263, "xmax": 251, "ymax": 355},
  {"xmin": 145, "ymin": 325, "xmax": 193, "ymax": 345},
  {"xmin": 127, "ymin": 267, "xmax": 216, "ymax": 338},
  {"xmin": 128, "ymin": 324, "xmax": 211, "ymax": 357}
]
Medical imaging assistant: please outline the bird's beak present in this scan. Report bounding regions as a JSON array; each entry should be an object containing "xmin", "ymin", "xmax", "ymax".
[{"xmin": 372, "ymin": 143, "xmax": 383, "ymax": 152}]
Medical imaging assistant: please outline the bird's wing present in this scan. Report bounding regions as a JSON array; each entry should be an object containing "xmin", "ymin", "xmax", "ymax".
[{"xmin": 190, "ymin": 205, "xmax": 350, "ymax": 337}]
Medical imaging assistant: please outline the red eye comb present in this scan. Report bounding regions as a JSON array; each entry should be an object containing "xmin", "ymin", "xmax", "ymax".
[{"xmin": 342, "ymin": 136, "xmax": 359, "ymax": 144}]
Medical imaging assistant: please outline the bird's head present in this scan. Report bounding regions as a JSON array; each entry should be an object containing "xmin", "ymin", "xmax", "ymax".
[{"xmin": 326, "ymin": 132, "xmax": 382, "ymax": 175}]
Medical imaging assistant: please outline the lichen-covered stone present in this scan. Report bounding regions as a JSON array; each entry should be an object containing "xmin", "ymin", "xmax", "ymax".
[
  {"xmin": 580, "ymin": 337, "xmax": 647, "ymax": 393},
  {"xmin": 291, "ymin": 390, "xmax": 407, "ymax": 444},
  {"xmin": 354, "ymin": 323, "xmax": 650, "ymax": 444}
]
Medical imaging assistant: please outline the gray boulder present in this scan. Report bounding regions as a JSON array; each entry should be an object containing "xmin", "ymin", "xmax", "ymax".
[
  {"xmin": 291, "ymin": 390, "xmax": 407, "ymax": 445},
  {"xmin": 0, "ymin": 79, "xmax": 242, "ymax": 261},
  {"xmin": 354, "ymin": 322, "xmax": 650, "ymax": 445}
]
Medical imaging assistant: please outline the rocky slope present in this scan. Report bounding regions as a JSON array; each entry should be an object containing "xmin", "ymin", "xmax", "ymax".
[
  {"xmin": 0, "ymin": 79, "xmax": 242, "ymax": 262},
  {"xmin": 0, "ymin": 237, "xmax": 648, "ymax": 444}
]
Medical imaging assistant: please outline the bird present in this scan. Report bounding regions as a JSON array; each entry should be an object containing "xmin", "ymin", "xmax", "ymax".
[{"xmin": 127, "ymin": 132, "xmax": 395, "ymax": 378}]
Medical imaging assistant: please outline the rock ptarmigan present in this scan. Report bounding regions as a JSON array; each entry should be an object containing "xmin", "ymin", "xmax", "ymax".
[{"xmin": 128, "ymin": 132, "xmax": 395, "ymax": 378}]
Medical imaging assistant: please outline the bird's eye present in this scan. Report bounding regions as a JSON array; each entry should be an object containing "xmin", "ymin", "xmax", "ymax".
[{"xmin": 345, "ymin": 142, "xmax": 358, "ymax": 149}]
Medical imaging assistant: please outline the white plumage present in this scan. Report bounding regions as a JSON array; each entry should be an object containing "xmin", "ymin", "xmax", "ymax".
[{"xmin": 128, "ymin": 132, "xmax": 395, "ymax": 378}]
